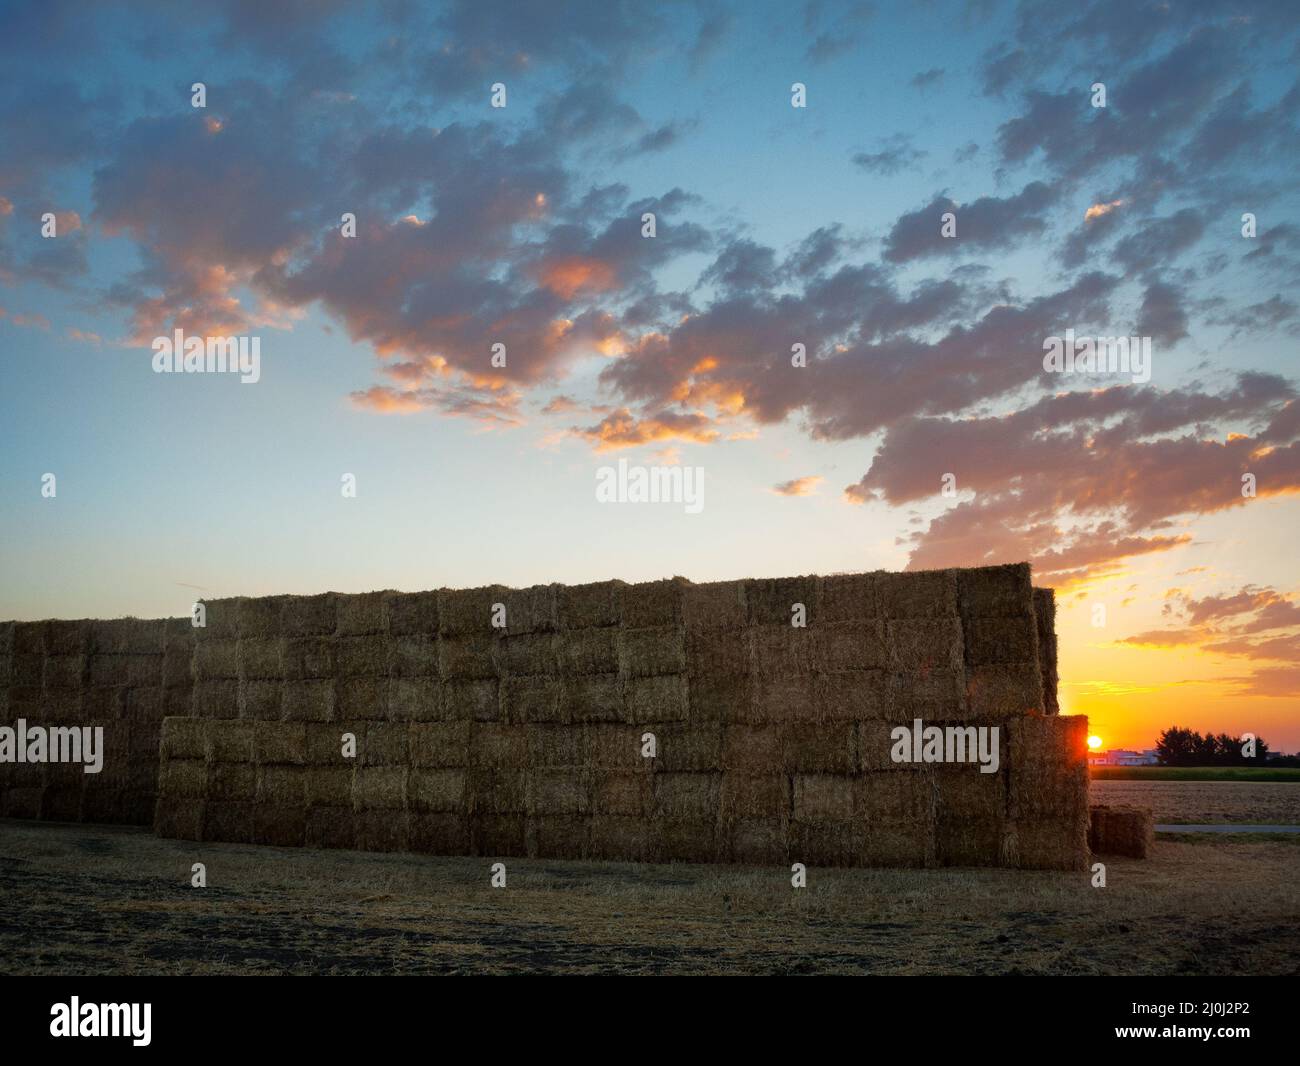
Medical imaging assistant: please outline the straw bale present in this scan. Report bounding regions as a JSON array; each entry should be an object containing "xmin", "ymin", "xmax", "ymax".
[
  {"xmin": 203, "ymin": 801, "xmax": 255, "ymax": 844},
  {"xmin": 887, "ymin": 619, "xmax": 965, "ymax": 675},
  {"xmin": 45, "ymin": 689, "xmax": 84, "ymax": 722},
  {"xmin": 471, "ymin": 723, "xmax": 528, "ymax": 768},
  {"xmin": 257, "ymin": 765, "xmax": 306, "ymax": 806},
  {"xmin": 746, "ymin": 575, "xmax": 819, "ymax": 626},
  {"xmin": 125, "ymin": 655, "xmax": 163, "ymax": 688},
  {"xmin": 687, "ymin": 674, "xmax": 751, "ymax": 723},
  {"xmin": 962, "ymin": 616, "xmax": 1037, "ymax": 667},
  {"xmin": 154, "ymin": 798, "xmax": 205, "ymax": 840},
  {"xmin": 409, "ymin": 721, "xmax": 471, "ymax": 768},
  {"xmin": 722, "ymin": 724, "xmax": 782, "ymax": 773},
  {"xmin": 305, "ymin": 720, "xmax": 361, "ymax": 763},
  {"xmin": 592, "ymin": 770, "xmax": 651, "ymax": 816},
  {"xmin": 441, "ymin": 678, "xmax": 499, "ymax": 722},
  {"xmin": 885, "ymin": 667, "xmax": 968, "ymax": 722},
  {"xmin": 438, "ymin": 585, "xmax": 508, "ymax": 637},
  {"xmin": 621, "ymin": 578, "xmax": 687, "ymax": 629},
  {"xmin": 240, "ymin": 679, "xmax": 283, "ymax": 720},
  {"xmin": 162, "ymin": 644, "xmax": 193, "ymax": 688},
  {"xmin": 1088, "ymin": 804, "xmax": 1154, "ymax": 859},
  {"xmin": 528, "ymin": 769, "xmax": 591, "ymax": 815},
  {"xmin": 354, "ymin": 766, "xmax": 406, "ymax": 810},
  {"xmin": 477, "ymin": 813, "xmax": 528, "ymax": 856},
  {"xmin": 588, "ymin": 815, "xmax": 647, "ymax": 862},
  {"xmin": 305, "ymin": 767, "xmax": 353, "ymax": 808},
  {"xmin": 253, "ymin": 806, "xmax": 306, "ymax": 847},
  {"xmin": 1009, "ymin": 816, "xmax": 1089, "ymax": 871},
  {"xmin": 282, "ymin": 679, "xmax": 335, "ymax": 722},
  {"xmin": 236, "ymin": 596, "xmax": 285, "ymax": 639},
  {"xmin": 192, "ymin": 639, "xmax": 238, "ymax": 681},
  {"xmin": 557, "ymin": 580, "xmax": 623, "ymax": 630},
  {"xmin": 235, "ymin": 638, "xmax": 281, "ymax": 681},
  {"xmin": 562, "ymin": 674, "xmax": 622, "ymax": 723},
  {"xmin": 469, "ymin": 768, "xmax": 528, "ymax": 814},
  {"xmin": 789, "ymin": 821, "xmax": 864, "ymax": 867},
  {"xmin": 720, "ymin": 773, "xmax": 788, "ymax": 821},
  {"xmin": 281, "ymin": 636, "xmax": 336, "ymax": 680},
  {"xmin": 361, "ymin": 721, "xmax": 409, "ymax": 766},
  {"xmin": 682, "ymin": 580, "xmax": 747, "ymax": 629},
  {"xmin": 280, "ymin": 593, "xmax": 338, "ymax": 637},
  {"xmin": 653, "ymin": 772, "xmax": 720, "ymax": 819},
  {"xmin": 336, "ymin": 592, "xmax": 387, "ymax": 637},
  {"xmin": 750, "ymin": 625, "xmax": 815, "ymax": 680},
  {"xmin": 43, "ymin": 786, "xmax": 83, "ymax": 822},
  {"xmin": 649, "ymin": 819, "xmax": 716, "ymax": 863},
  {"xmin": 383, "ymin": 590, "xmax": 440, "ymax": 636},
  {"xmin": 1033, "ymin": 587, "xmax": 1060, "ymax": 715},
  {"xmin": 88, "ymin": 655, "xmax": 128, "ymax": 687},
  {"xmin": 305, "ymin": 807, "xmax": 355, "ymax": 849},
  {"xmin": 651, "ymin": 723, "xmax": 723, "ymax": 772},
  {"xmin": 935, "ymin": 770, "xmax": 1006, "ymax": 866},
  {"xmin": 494, "ymin": 633, "xmax": 557, "ymax": 677},
  {"xmin": 92, "ymin": 618, "xmax": 167, "ymax": 655},
  {"xmin": 355, "ymin": 811, "xmax": 409, "ymax": 852},
  {"xmin": 814, "ymin": 670, "xmax": 889, "ymax": 722},
  {"xmin": 556, "ymin": 627, "xmax": 619, "ymax": 676},
  {"xmin": 409, "ymin": 812, "xmax": 470, "ymax": 854},
  {"xmin": 386, "ymin": 678, "xmax": 436, "ymax": 722},
  {"xmin": 337, "ymin": 635, "xmax": 391, "ymax": 679},
  {"xmin": 781, "ymin": 722, "xmax": 856, "ymax": 774},
  {"xmin": 955, "ymin": 563, "xmax": 1034, "ymax": 620},
  {"xmin": 209, "ymin": 762, "xmax": 256, "ymax": 801},
  {"xmin": 43, "ymin": 654, "xmax": 85, "ymax": 689},
  {"xmin": 812, "ymin": 620, "xmax": 889, "ymax": 672},
  {"xmin": 499, "ymin": 584, "xmax": 558, "ymax": 635},
  {"xmin": 82, "ymin": 790, "xmax": 134, "ymax": 823},
  {"xmin": 585, "ymin": 725, "xmax": 645, "ymax": 770},
  {"xmin": 13, "ymin": 621, "xmax": 47, "ymax": 655},
  {"xmin": 625, "ymin": 674, "xmax": 689, "ymax": 723},
  {"xmin": 439, "ymin": 635, "xmax": 497, "ymax": 680},
  {"xmin": 390, "ymin": 635, "xmax": 439, "ymax": 677},
  {"xmin": 1008, "ymin": 714, "xmax": 1088, "ymax": 819},
  {"xmin": 793, "ymin": 774, "xmax": 855, "ymax": 824},
  {"xmin": 0, "ymin": 620, "xmax": 12, "ymax": 655},
  {"xmin": 619, "ymin": 626, "xmax": 686, "ymax": 679},
  {"xmin": 876, "ymin": 569, "xmax": 958, "ymax": 619},
  {"xmin": 408, "ymin": 768, "xmax": 467, "ymax": 813},
  {"xmin": 209, "ymin": 719, "xmax": 256, "ymax": 763},
  {"xmin": 500, "ymin": 676, "xmax": 563, "ymax": 723},
  {"xmin": 727, "ymin": 818, "xmax": 787, "ymax": 865},
  {"xmin": 46, "ymin": 619, "xmax": 89, "ymax": 656},
  {"xmin": 684, "ymin": 628, "xmax": 751, "ymax": 677},
  {"xmin": 191, "ymin": 598, "xmax": 242, "ymax": 641},
  {"xmin": 161, "ymin": 717, "xmax": 208, "ymax": 761},
  {"xmin": 750, "ymin": 675, "xmax": 816, "ymax": 723},
  {"xmin": 4, "ymin": 787, "xmax": 45, "ymax": 819},
  {"xmin": 527, "ymin": 724, "xmax": 589, "ymax": 767}
]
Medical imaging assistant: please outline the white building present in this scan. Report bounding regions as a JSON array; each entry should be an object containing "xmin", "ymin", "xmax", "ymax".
[{"xmin": 1088, "ymin": 748, "xmax": 1159, "ymax": 767}]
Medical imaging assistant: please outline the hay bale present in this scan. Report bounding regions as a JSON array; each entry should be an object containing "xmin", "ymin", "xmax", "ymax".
[
  {"xmin": 162, "ymin": 644, "xmax": 193, "ymax": 688},
  {"xmin": 281, "ymin": 636, "xmax": 336, "ymax": 680},
  {"xmin": 684, "ymin": 628, "xmax": 751, "ymax": 677},
  {"xmin": 728, "ymin": 818, "xmax": 787, "ymax": 865},
  {"xmin": 781, "ymin": 722, "xmax": 856, "ymax": 774},
  {"xmin": 354, "ymin": 766, "xmax": 406, "ymax": 810},
  {"xmin": 499, "ymin": 584, "xmax": 558, "ymax": 635},
  {"xmin": 87, "ymin": 654, "xmax": 128, "ymax": 687},
  {"xmin": 191, "ymin": 598, "xmax": 242, "ymax": 640},
  {"xmin": 562, "ymin": 674, "xmax": 622, "ymax": 724},
  {"xmin": 408, "ymin": 768, "xmax": 467, "ymax": 813},
  {"xmin": 556, "ymin": 580, "xmax": 623, "ymax": 630},
  {"xmin": 619, "ymin": 626, "xmax": 686, "ymax": 679},
  {"xmin": 43, "ymin": 654, "xmax": 86, "ymax": 688},
  {"xmin": 361, "ymin": 721, "xmax": 409, "ymax": 765},
  {"xmin": 46, "ymin": 619, "xmax": 89, "ymax": 656},
  {"xmin": 383, "ymin": 590, "xmax": 440, "ymax": 636},
  {"xmin": 527, "ymin": 724, "xmax": 589, "ymax": 767},
  {"xmin": 469, "ymin": 768, "xmax": 528, "ymax": 814},
  {"xmin": 528, "ymin": 769, "xmax": 591, "ymax": 815},
  {"xmin": 682, "ymin": 580, "xmax": 747, "ymax": 629},
  {"xmin": 625, "ymin": 674, "xmax": 688, "ymax": 723},
  {"xmin": 494, "ymin": 633, "xmax": 557, "ymax": 677},
  {"xmin": 336, "ymin": 592, "xmax": 388, "ymax": 637},
  {"xmin": 1089, "ymin": 804, "xmax": 1154, "ymax": 859},
  {"xmin": 240, "ymin": 679, "xmax": 283, "ymax": 720},
  {"xmin": 750, "ymin": 626, "xmax": 814, "ymax": 679},
  {"xmin": 305, "ymin": 807, "xmax": 355, "ymax": 849},
  {"xmin": 812, "ymin": 621, "xmax": 889, "ymax": 672},
  {"xmin": 720, "ymin": 773, "xmax": 788, "ymax": 820},
  {"xmin": 962, "ymin": 616, "xmax": 1037, "ymax": 667},
  {"xmin": 855, "ymin": 772, "xmax": 933, "ymax": 866},
  {"xmin": 0, "ymin": 620, "xmax": 12, "ymax": 655},
  {"xmin": 125, "ymin": 654, "xmax": 163, "ymax": 688},
  {"xmin": 13, "ymin": 621, "xmax": 48, "ymax": 654},
  {"xmin": 124, "ymin": 687, "xmax": 162, "ymax": 723},
  {"xmin": 209, "ymin": 762, "xmax": 256, "ymax": 801},
  {"xmin": 746, "ymin": 575, "xmax": 818, "ymax": 626},
  {"xmin": 588, "ymin": 815, "xmax": 647, "ymax": 861},
  {"xmin": 814, "ymin": 670, "xmax": 889, "ymax": 722},
  {"xmin": 750, "ymin": 675, "xmax": 816, "ymax": 723},
  {"xmin": 281, "ymin": 680, "xmax": 335, "ymax": 722},
  {"xmin": 236, "ymin": 596, "xmax": 285, "ymax": 639},
  {"xmin": 390, "ymin": 635, "xmax": 439, "ymax": 677},
  {"xmin": 203, "ymin": 800, "xmax": 255, "ymax": 843},
  {"xmin": 887, "ymin": 618, "xmax": 965, "ymax": 674},
  {"xmin": 471, "ymin": 723, "xmax": 528, "ymax": 768},
  {"xmin": 3, "ymin": 786, "xmax": 45, "ymax": 819},
  {"xmin": 789, "ymin": 821, "xmax": 864, "ymax": 867},
  {"xmin": 885, "ymin": 667, "xmax": 968, "ymax": 722},
  {"xmin": 45, "ymin": 689, "xmax": 84, "ymax": 722},
  {"xmin": 306, "ymin": 721, "xmax": 360, "ymax": 763},
  {"xmin": 1008, "ymin": 714, "xmax": 1089, "ymax": 819},
  {"xmin": 191, "ymin": 679, "xmax": 240, "ymax": 719},
  {"xmin": 257, "ymin": 765, "xmax": 306, "ymax": 806},
  {"xmin": 585, "ymin": 725, "xmax": 645, "ymax": 770},
  {"xmin": 43, "ymin": 786, "xmax": 83, "ymax": 822},
  {"xmin": 935, "ymin": 770, "xmax": 1006, "ymax": 866},
  {"xmin": 478, "ymin": 813, "xmax": 528, "ymax": 856},
  {"xmin": 337, "ymin": 635, "xmax": 391, "ymax": 679},
  {"xmin": 651, "ymin": 723, "xmax": 724, "ymax": 772},
  {"xmin": 1033, "ymin": 587, "xmax": 1060, "ymax": 715},
  {"xmin": 955, "ymin": 563, "xmax": 1034, "ymax": 620},
  {"xmin": 500, "ymin": 676, "xmax": 562, "ymax": 724},
  {"xmin": 305, "ymin": 767, "xmax": 353, "ymax": 808},
  {"xmin": 193, "ymin": 639, "xmax": 240, "ymax": 681},
  {"xmin": 439, "ymin": 635, "xmax": 497, "ymax": 680},
  {"xmin": 1009, "ymin": 816, "xmax": 1089, "ymax": 871},
  {"xmin": 238, "ymin": 654, "xmax": 285, "ymax": 701},
  {"xmin": 280, "ymin": 594, "xmax": 338, "ymax": 637},
  {"xmin": 441, "ymin": 678, "xmax": 499, "ymax": 722},
  {"xmin": 687, "ymin": 674, "xmax": 751, "ymax": 723},
  {"xmin": 253, "ymin": 806, "xmax": 306, "ymax": 847},
  {"xmin": 817, "ymin": 572, "xmax": 880, "ymax": 623},
  {"xmin": 592, "ymin": 771, "xmax": 650, "ymax": 816},
  {"xmin": 876, "ymin": 569, "xmax": 958, "ymax": 619},
  {"xmin": 438, "ymin": 585, "xmax": 508, "ymax": 637},
  {"xmin": 649, "ymin": 819, "xmax": 716, "ymax": 863},
  {"xmin": 793, "ymin": 774, "xmax": 855, "ymax": 824},
  {"xmin": 386, "ymin": 678, "xmax": 436, "ymax": 722},
  {"xmin": 722, "ymin": 725, "xmax": 782, "ymax": 772},
  {"xmin": 621, "ymin": 578, "xmax": 687, "ymax": 628},
  {"xmin": 209, "ymin": 720, "xmax": 256, "ymax": 763},
  {"xmin": 653, "ymin": 772, "xmax": 721, "ymax": 819},
  {"xmin": 354, "ymin": 810, "xmax": 409, "ymax": 852},
  {"xmin": 556, "ymin": 627, "xmax": 619, "ymax": 676},
  {"xmin": 154, "ymin": 798, "xmax": 205, "ymax": 840},
  {"xmin": 409, "ymin": 721, "xmax": 471, "ymax": 768},
  {"xmin": 409, "ymin": 812, "xmax": 470, "ymax": 854}
]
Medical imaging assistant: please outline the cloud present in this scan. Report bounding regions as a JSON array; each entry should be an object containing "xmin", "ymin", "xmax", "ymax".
[
  {"xmin": 852, "ymin": 134, "xmax": 926, "ymax": 176},
  {"xmin": 772, "ymin": 476, "xmax": 824, "ymax": 496},
  {"xmin": 882, "ymin": 181, "xmax": 1058, "ymax": 262},
  {"xmin": 571, "ymin": 408, "xmax": 721, "ymax": 451}
]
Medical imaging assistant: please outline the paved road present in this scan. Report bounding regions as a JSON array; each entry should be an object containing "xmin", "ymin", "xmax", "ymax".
[{"xmin": 1156, "ymin": 824, "xmax": 1300, "ymax": 833}]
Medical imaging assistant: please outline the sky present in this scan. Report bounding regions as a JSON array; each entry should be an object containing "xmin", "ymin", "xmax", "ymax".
[{"xmin": 0, "ymin": 0, "xmax": 1298, "ymax": 751}]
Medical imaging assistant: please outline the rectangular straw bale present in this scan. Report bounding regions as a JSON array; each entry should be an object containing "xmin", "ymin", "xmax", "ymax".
[
  {"xmin": 469, "ymin": 768, "xmax": 528, "ymax": 814},
  {"xmin": 92, "ymin": 618, "xmax": 166, "ymax": 655},
  {"xmin": 409, "ymin": 812, "xmax": 470, "ymax": 854},
  {"xmin": 337, "ymin": 635, "xmax": 391, "ymax": 679},
  {"xmin": 354, "ymin": 766, "xmax": 406, "ymax": 810},
  {"xmin": 1088, "ymin": 804, "xmax": 1154, "ymax": 859},
  {"xmin": 13, "ymin": 621, "xmax": 47, "ymax": 655},
  {"xmin": 1008, "ymin": 714, "xmax": 1089, "ymax": 818},
  {"xmin": 192, "ymin": 598, "xmax": 242, "ymax": 641},
  {"xmin": 208, "ymin": 762, "xmax": 256, "ymax": 801},
  {"xmin": 746, "ymin": 575, "xmax": 818, "ymax": 626},
  {"xmin": 1033, "ymin": 587, "xmax": 1060, "ymax": 715},
  {"xmin": 687, "ymin": 674, "xmax": 751, "ymax": 723},
  {"xmin": 154, "ymin": 798, "xmax": 205, "ymax": 841},
  {"xmin": 812, "ymin": 620, "xmax": 889, "ymax": 672},
  {"xmin": 620, "ymin": 578, "xmax": 687, "ymax": 628},
  {"xmin": 43, "ymin": 785, "xmax": 83, "ymax": 822},
  {"xmin": 87, "ymin": 654, "xmax": 127, "ymax": 687},
  {"xmin": 650, "ymin": 722, "xmax": 723, "ymax": 772},
  {"xmin": 336, "ymin": 592, "xmax": 387, "ymax": 636},
  {"xmin": 720, "ymin": 774, "xmax": 789, "ymax": 820},
  {"xmin": 409, "ymin": 721, "xmax": 471, "ymax": 768},
  {"xmin": 383, "ymin": 590, "xmax": 440, "ymax": 636},
  {"xmin": 855, "ymin": 771, "xmax": 934, "ymax": 866},
  {"xmin": 305, "ymin": 766, "xmax": 353, "ymax": 808},
  {"xmin": 885, "ymin": 667, "xmax": 968, "ymax": 721},
  {"xmin": 125, "ymin": 654, "xmax": 163, "ymax": 688},
  {"xmin": 477, "ymin": 813, "xmax": 527, "ymax": 856},
  {"xmin": 306, "ymin": 807, "xmax": 355, "ymax": 849},
  {"xmin": 955, "ymin": 562, "xmax": 1034, "ymax": 620},
  {"xmin": 935, "ymin": 770, "xmax": 1006, "ymax": 866},
  {"xmin": 254, "ymin": 806, "xmax": 306, "ymax": 847},
  {"xmin": 722, "ymin": 724, "xmax": 782, "ymax": 772},
  {"xmin": 562, "ymin": 674, "xmax": 622, "ymax": 723},
  {"xmin": 653, "ymin": 772, "xmax": 720, "ymax": 819},
  {"xmin": 818, "ymin": 572, "xmax": 882, "ymax": 624},
  {"xmin": 46, "ymin": 619, "xmax": 89, "ymax": 656},
  {"xmin": 588, "ymin": 815, "xmax": 647, "ymax": 862},
  {"xmin": 45, "ymin": 689, "xmax": 84, "ymax": 722},
  {"xmin": 499, "ymin": 584, "xmax": 558, "ymax": 635},
  {"xmin": 440, "ymin": 678, "xmax": 499, "ymax": 722},
  {"xmin": 162, "ymin": 643, "xmax": 193, "ymax": 688},
  {"xmin": 500, "ymin": 676, "xmax": 562, "ymax": 723},
  {"xmin": 439, "ymin": 635, "xmax": 497, "ymax": 680},
  {"xmin": 334, "ymin": 677, "xmax": 385, "ymax": 720},
  {"xmin": 129, "ymin": 721, "xmax": 162, "ymax": 764},
  {"xmin": 781, "ymin": 722, "xmax": 856, "ymax": 774},
  {"xmin": 728, "ymin": 818, "xmax": 787, "ymax": 865},
  {"xmin": 281, "ymin": 636, "xmax": 336, "ymax": 679},
  {"xmin": 123, "ymin": 687, "xmax": 161, "ymax": 725},
  {"xmin": 527, "ymin": 724, "xmax": 590, "ymax": 767},
  {"xmin": 438, "ymin": 585, "xmax": 507, "ymax": 636},
  {"xmin": 161, "ymin": 717, "xmax": 209, "ymax": 760},
  {"xmin": 159, "ymin": 758, "xmax": 208, "ymax": 799},
  {"xmin": 963, "ymin": 616, "xmax": 1038, "ymax": 670},
  {"xmin": 280, "ymin": 593, "xmax": 338, "ymax": 637},
  {"xmin": 684, "ymin": 627, "xmax": 751, "ymax": 677},
  {"xmin": 814, "ymin": 670, "xmax": 889, "ymax": 722},
  {"xmin": 876, "ymin": 569, "xmax": 958, "ymax": 619},
  {"xmin": 625, "ymin": 674, "xmax": 688, "ymax": 723},
  {"xmin": 472, "ymin": 723, "xmax": 528, "ymax": 768},
  {"xmin": 43, "ymin": 654, "xmax": 86, "ymax": 688},
  {"xmin": 306, "ymin": 720, "xmax": 363, "ymax": 763},
  {"xmin": 585, "ymin": 725, "xmax": 645, "ymax": 770},
  {"xmin": 683, "ymin": 580, "xmax": 747, "ymax": 629},
  {"xmin": 887, "ymin": 618, "xmax": 965, "ymax": 674},
  {"xmin": 354, "ymin": 811, "xmax": 409, "ymax": 852},
  {"xmin": 1009, "ymin": 816, "xmax": 1089, "ymax": 871},
  {"xmin": 619, "ymin": 626, "xmax": 686, "ymax": 678},
  {"xmin": 528, "ymin": 769, "xmax": 591, "ymax": 815},
  {"xmin": 649, "ymin": 819, "xmax": 716, "ymax": 863},
  {"xmin": 789, "ymin": 821, "xmax": 864, "ymax": 867},
  {"xmin": 592, "ymin": 770, "xmax": 651, "ymax": 816},
  {"xmin": 494, "ymin": 633, "xmax": 557, "ymax": 677},
  {"xmin": 793, "ymin": 773, "xmax": 855, "ymax": 824},
  {"xmin": 12, "ymin": 653, "xmax": 42, "ymax": 687},
  {"xmin": 556, "ymin": 627, "xmax": 619, "ymax": 675},
  {"xmin": 237, "ymin": 638, "xmax": 282, "ymax": 681},
  {"xmin": 4, "ymin": 787, "xmax": 46, "ymax": 819},
  {"xmin": 281, "ymin": 679, "xmax": 335, "ymax": 722},
  {"xmin": 750, "ymin": 675, "xmax": 816, "ymax": 723},
  {"xmin": 557, "ymin": 580, "xmax": 623, "ymax": 630},
  {"xmin": 257, "ymin": 765, "xmax": 306, "ymax": 806},
  {"xmin": 209, "ymin": 719, "xmax": 256, "ymax": 762},
  {"xmin": 193, "ymin": 639, "xmax": 239, "ymax": 681},
  {"xmin": 408, "ymin": 768, "xmax": 467, "ymax": 813},
  {"xmin": 83, "ymin": 686, "xmax": 126, "ymax": 719},
  {"xmin": 0, "ymin": 620, "xmax": 13, "ymax": 655},
  {"xmin": 236, "ymin": 596, "xmax": 285, "ymax": 639},
  {"xmin": 525, "ymin": 814, "xmax": 586, "ymax": 859},
  {"xmin": 386, "ymin": 678, "xmax": 437, "ymax": 722},
  {"xmin": 750, "ymin": 626, "xmax": 814, "ymax": 679},
  {"xmin": 390, "ymin": 635, "xmax": 439, "ymax": 677},
  {"xmin": 360, "ymin": 721, "xmax": 408, "ymax": 765}
]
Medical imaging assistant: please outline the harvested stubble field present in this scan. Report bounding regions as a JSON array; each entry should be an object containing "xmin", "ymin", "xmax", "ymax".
[
  {"xmin": 1090, "ymin": 779, "xmax": 1300, "ymax": 825},
  {"xmin": 2, "ymin": 817, "xmax": 1296, "ymax": 975}
]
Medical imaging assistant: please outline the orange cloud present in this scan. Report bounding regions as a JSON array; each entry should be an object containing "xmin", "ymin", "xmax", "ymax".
[
  {"xmin": 1084, "ymin": 199, "xmax": 1123, "ymax": 222},
  {"xmin": 535, "ymin": 255, "xmax": 617, "ymax": 299},
  {"xmin": 772, "ymin": 475, "xmax": 823, "ymax": 496},
  {"xmin": 573, "ymin": 408, "xmax": 720, "ymax": 451}
]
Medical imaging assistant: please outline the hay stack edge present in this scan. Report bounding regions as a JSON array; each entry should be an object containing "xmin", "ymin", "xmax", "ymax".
[{"xmin": 1, "ymin": 563, "xmax": 1096, "ymax": 869}]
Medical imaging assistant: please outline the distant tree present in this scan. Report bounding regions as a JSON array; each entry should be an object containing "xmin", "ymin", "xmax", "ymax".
[
  {"xmin": 1156, "ymin": 726, "xmax": 1196, "ymax": 766},
  {"xmin": 1156, "ymin": 726, "xmax": 1275, "ymax": 766}
]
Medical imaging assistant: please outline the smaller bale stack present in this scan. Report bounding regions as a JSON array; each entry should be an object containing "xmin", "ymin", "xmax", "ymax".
[{"xmin": 1089, "ymin": 804, "xmax": 1154, "ymax": 859}]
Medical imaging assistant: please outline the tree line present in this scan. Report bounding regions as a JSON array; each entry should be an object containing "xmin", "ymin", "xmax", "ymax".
[{"xmin": 1154, "ymin": 726, "xmax": 1293, "ymax": 766}]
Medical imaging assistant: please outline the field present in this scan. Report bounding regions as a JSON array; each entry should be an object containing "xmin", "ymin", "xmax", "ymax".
[
  {"xmin": 1091, "ymin": 766, "xmax": 1300, "ymax": 782},
  {"xmin": 2, "ymin": 809, "xmax": 1298, "ymax": 976},
  {"xmin": 1091, "ymin": 779, "xmax": 1300, "ymax": 825}
]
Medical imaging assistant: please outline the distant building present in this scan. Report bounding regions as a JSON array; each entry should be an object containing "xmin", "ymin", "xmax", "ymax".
[{"xmin": 1088, "ymin": 748, "xmax": 1159, "ymax": 767}]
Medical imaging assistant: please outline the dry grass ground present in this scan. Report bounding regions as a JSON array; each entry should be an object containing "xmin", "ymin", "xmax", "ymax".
[
  {"xmin": 1091, "ymin": 779, "xmax": 1300, "ymax": 825},
  {"xmin": 2, "ymin": 816, "xmax": 1297, "ymax": 975}
]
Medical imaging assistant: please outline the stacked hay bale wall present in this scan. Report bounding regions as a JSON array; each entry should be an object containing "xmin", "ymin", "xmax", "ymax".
[{"xmin": 139, "ymin": 564, "xmax": 1088, "ymax": 869}]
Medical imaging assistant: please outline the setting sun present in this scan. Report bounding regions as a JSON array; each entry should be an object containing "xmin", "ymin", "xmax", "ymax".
[{"xmin": 1087, "ymin": 735, "xmax": 1103, "ymax": 750}]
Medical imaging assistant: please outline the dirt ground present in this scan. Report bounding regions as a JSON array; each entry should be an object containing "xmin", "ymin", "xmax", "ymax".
[
  {"xmin": 2, "ymin": 814, "xmax": 1297, "ymax": 976},
  {"xmin": 1091, "ymin": 779, "xmax": 1300, "ymax": 824}
]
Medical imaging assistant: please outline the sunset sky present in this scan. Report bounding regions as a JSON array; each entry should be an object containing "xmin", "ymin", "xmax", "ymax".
[{"xmin": 1, "ymin": 1, "xmax": 1297, "ymax": 751}]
